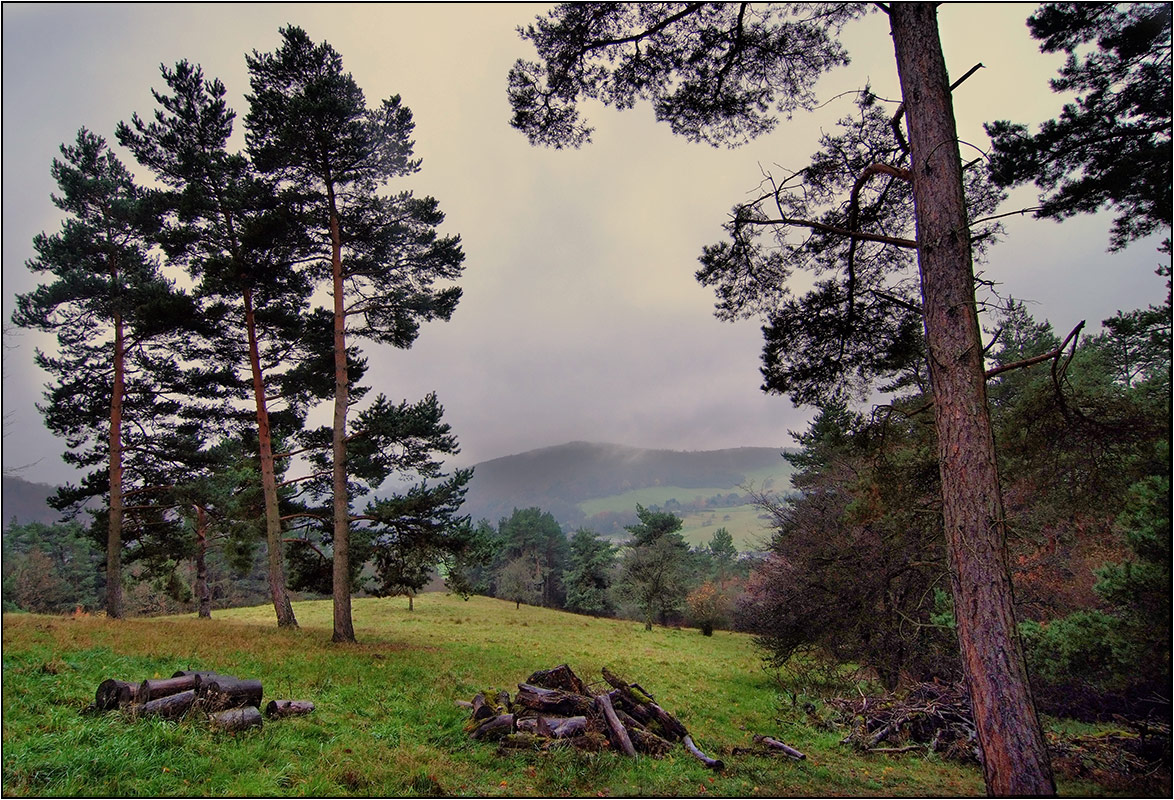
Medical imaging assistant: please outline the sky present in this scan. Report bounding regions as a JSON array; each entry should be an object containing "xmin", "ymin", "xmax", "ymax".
[{"xmin": 2, "ymin": 3, "xmax": 1167, "ymax": 488}]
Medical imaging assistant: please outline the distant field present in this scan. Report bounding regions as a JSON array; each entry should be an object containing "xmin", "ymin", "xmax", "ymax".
[
  {"xmin": 0, "ymin": 595, "xmax": 1117, "ymax": 797},
  {"xmin": 578, "ymin": 459, "xmax": 794, "ymax": 551},
  {"xmin": 678, "ymin": 505, "xmax": 775, "ymax": 552}
]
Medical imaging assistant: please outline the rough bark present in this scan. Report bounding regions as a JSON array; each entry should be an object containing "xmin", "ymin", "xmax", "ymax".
[
  {"xmin": 244, "ymin": 287, "xmax": 297, "ymax": 629},
  {"xmin": 106, "ymin": 307, "xmax": 124, "ymax": 619},
  {"xmin": 209, "ymin": 705, "xmax": 263, "ymax": 732},
  {"xmin": 327, "ymin": 192, "xmax": 355, "ymax": 644},
  {"xmin": 889, "ymin": 3, "xmax": 1055, "ymax": 795},
  {"xmin": 265, "ymin": 700, "xmax": 315, "ymax": 719}
]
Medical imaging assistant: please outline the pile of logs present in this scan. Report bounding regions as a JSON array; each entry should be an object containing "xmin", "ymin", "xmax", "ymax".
[
  {"xmin": 459, "ymin": 664, "xmax": 799, "ymax": 771},
  {"xmin": 827, "ymin": 680, "xmax": 979, "ymax": 761},
  {"xmin": 87, "ymin": 669, "xmax": 313, "ymax": 732}
]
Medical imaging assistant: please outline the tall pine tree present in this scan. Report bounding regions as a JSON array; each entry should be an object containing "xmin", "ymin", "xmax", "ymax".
[
  {"xmin": 245, "ymin": 27, "xmax": 466, "ymax": 642},
  {"xmin": 13, "ymin": 129, "xmax": 199, "ymax": 618}
]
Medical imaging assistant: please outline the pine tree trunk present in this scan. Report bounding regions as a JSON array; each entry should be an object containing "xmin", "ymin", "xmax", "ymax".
[
  {"xmin": 889, "ymin": 4, "xmax": 1055, "ymax": 795},
  {"xmin": 328, "ymin": 192, "xmax": 356, "ymax": 644},
  {"xmin": 106, "ymin": 307, "xmax": 124, "ymax": 619},
  {"xmin": 195, "ymin": 505, "xmax": 211, "ymax": 619},
  {"xmin": 244, "ymin": 288, "xmax": 297, "ymax": 629}
]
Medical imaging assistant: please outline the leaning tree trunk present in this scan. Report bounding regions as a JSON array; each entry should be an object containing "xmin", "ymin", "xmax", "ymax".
[
  {"xmin": 106, "ymin": 305, "xmax": 125, "ymax": 620},
  {"xmin": 889, "ymin": 4, "xmax": 1055, "ymax": 795},
  {"xmin": 244, "ymin": 288, "xmax": 297, "ymax": 629},
  {"xmin": 327, "ymin": 192, "xmax": 356, "ymax": 644}
]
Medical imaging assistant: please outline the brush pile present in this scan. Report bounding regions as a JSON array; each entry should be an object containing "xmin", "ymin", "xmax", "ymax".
[
  {"xmin": 828, "ymin": 680, "xmax": 980, "ymax": 761},
  {"xmin": 86, "ymin": 669, "xmax": 313, "ymax": 732},
  {"xmin": 457, "ymin": 664, "xmax": 726, "ymax": 769}
]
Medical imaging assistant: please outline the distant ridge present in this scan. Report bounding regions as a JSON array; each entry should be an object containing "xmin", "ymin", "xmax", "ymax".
[
  {"xmin": 461, "ymin": 441, "xmax": 790, "ymax": 529},
  {"xmin": 1, "ymin": 475, "xmax": 61, "ymax": 528}
]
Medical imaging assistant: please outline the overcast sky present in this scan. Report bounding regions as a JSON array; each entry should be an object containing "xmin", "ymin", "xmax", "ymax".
[{"xmin": 2, "ymin": 3, "xmax": 1167, "ymax": 487}]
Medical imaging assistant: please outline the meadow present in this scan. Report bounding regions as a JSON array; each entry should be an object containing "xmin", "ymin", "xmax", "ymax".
[{"xmin": 1, "ymin": 594, "xmax": 1118, "ymax": 797}]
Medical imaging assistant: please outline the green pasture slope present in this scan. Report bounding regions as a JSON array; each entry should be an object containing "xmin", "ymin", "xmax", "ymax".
[
  {"xmin": 2, "ymin": 594, "xmax": 1112, "ymax": 797},
  {"xmin": 580, "ymin": 462, "xmax": 795, "ymax": 550}
]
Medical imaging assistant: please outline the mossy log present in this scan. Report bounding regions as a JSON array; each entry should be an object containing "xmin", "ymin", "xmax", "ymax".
[
  {"xmin": 516, "ymin": 715, "xmax": 588, "ymax": 739},
  {"xmin": 471, "ymin": 713, "xmax": 516, "ymax": 741}
]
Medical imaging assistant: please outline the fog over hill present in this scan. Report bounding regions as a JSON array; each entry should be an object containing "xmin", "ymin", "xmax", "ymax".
[
  {"xmin": 3, "ymin": 441, "xmax": 794, "ymax": 534},
  {"xmin": 460, "ymin": 441, "xmax": 791, "ymax": 529}
]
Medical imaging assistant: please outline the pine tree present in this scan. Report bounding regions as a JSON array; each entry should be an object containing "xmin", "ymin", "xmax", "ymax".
[
  {"xmin": 13, "ymin": 129, "xmax": 199, "ymax": 619},
  {"xmin": 245, "ymin": 26, "xmax": 466, "ymax": 641},
  {"xmin": 117, "ymin": 60, "xmax": 329, "ymax": 628}
]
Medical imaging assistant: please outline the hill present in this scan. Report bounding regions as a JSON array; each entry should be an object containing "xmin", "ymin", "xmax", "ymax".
[
  {"xmin": 1, "ymin": 475, "xmax": 60, "ymax": 528},
  {"xmin": 460, "ymin": 442, "xmax": 795, "ymax": 543}
]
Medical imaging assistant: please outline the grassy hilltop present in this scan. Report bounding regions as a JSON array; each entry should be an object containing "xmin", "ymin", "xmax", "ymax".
[{"xmin": 1, "ymin": 595, "xmax": 1113, "ymax": 797}]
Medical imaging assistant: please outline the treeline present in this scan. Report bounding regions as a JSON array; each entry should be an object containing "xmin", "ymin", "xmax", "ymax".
[
  {"xmin": 10, "ymin": 26, "xmax": 480, "ymax": 640},
  {"xmin": 736, "ymin": 296, "xmax": 1170, "ymax": 720},
  {"xmin": 464, "ymin": 506, "xmax": 751, "ymax": 635}
]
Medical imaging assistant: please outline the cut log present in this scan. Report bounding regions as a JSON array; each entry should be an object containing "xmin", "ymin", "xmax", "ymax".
[
  {"xmin": 197, "ymin": 676, "xmax": 263, "ymax": 711},
  {"xmin": 265, "ymin": 700, "xmax": 315, "ymax": 719},
  {"xmin": 209, "ymin": 705, "xmax": 263, "ymax": 732},
  {"xmin": 595, "ymin": 692, "xmax": 637, "ymax": 757},
  {"xmin": 95, "ymin": 679, "xmax": 139, "ymax": 710},
  {"xmin": 516, "ymin": 683, "xmax": 593, "ymax": 716},
  {"xmin": 139, "ymin": 675, "xmax": 199, "ymax": 703},
  {"xmin": 136, "ymin": 688, "xmax": 197, "ymax": 719},
  {"xmin": 526, "ymin": 664, "xmax": 587, "ymax": 696},
  {"xmin": 471, "ymin": 713, "xmax": 515, "ymax": 741},
  {"xmin": 684, "ymin": 735, "xmax": 725, "ymax": 771},
  {"xmin": 753, "ymin": 734, "xmax": 807, "ymax": 760}
]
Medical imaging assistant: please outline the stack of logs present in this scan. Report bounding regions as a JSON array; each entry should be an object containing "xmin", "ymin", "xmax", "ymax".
[
  {"xmin": 89, "ymin": 669, "xmax": 313, "ymax": 732},
  {"xmin": 460, "ymin": 664, "xmax": 803, "ymax": 770}
]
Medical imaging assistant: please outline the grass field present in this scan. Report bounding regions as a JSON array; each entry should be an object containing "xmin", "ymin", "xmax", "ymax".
[
  {"xmin": 1, "ymin": 594, "xmax": 1119, "ymax": 797},
  {"xmin": 578, "ymin": 460, "xmax": 794, "ymax": 551}
]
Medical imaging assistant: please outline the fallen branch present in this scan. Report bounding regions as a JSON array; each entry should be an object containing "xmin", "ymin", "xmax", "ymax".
[
  {"xmin": 753, "ymin": 734, "xmax": 807, "ymax": 760},
  {"xmin": 684, "ymin": 735, "xmax": 725, "ymax": 771}
]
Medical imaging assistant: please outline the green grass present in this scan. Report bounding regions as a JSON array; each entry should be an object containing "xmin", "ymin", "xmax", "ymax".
[{"xmin": 0, "ymin": 594, "xmax": 1123, "ymax": 797}]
